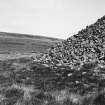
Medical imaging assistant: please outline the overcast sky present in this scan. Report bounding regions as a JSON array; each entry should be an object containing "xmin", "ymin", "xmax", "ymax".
[{"xmin": 0, "ymin": 0, "xmax": 105, "ymax": 39}]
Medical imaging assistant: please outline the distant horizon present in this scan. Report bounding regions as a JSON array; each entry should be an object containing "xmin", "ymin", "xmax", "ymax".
[
  {"xmin": 0, "ymin": 31, "xmax": 65, "ymax": 40},
  {"xmin": 0, "ymin": 0, "xmax": 105, "ymax": 39},
  {"xmin": 0, "ymin": 31, "xmax": 65, "ymax": 39}
]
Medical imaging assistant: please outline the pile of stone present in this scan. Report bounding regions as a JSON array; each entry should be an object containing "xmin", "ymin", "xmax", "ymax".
[
  {"xmin": 30, "ymin": 16, "xmax": 105, "ymax": 105},
  {"xmin": 37, "ymin": 15, "xmax": 105, "ymax": 70}
]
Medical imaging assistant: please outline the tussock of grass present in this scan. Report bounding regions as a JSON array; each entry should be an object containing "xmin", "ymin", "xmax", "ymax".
[{"xmin": 9, "ymin": 84, "xmax": 36, "ymax": 100}]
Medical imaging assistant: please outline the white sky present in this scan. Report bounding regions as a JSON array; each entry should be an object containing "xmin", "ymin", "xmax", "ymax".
[{"xmin": 0, "ymin": 0, "xmax": 105, "ymax": 39}]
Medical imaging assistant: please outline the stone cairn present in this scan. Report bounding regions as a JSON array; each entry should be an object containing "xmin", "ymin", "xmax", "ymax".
[{"xmin": 37, "ymin": 15, "xmax": 105, "ymax": 70}]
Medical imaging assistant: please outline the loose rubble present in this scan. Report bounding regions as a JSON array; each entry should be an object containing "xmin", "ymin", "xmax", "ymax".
[{"xmin": 37, "ymin": 15, "xmax": 105, "ymax": 70}]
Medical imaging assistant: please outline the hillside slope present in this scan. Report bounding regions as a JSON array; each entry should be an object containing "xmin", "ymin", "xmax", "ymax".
[{"xmin": 0, "ymin": 32, "xmax": 62, "ymax": 54}]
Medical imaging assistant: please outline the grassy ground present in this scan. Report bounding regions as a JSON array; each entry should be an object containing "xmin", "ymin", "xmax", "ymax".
[{"xmin": 0, "ymin": 58, "xmax": 105, "ymax": 105}]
